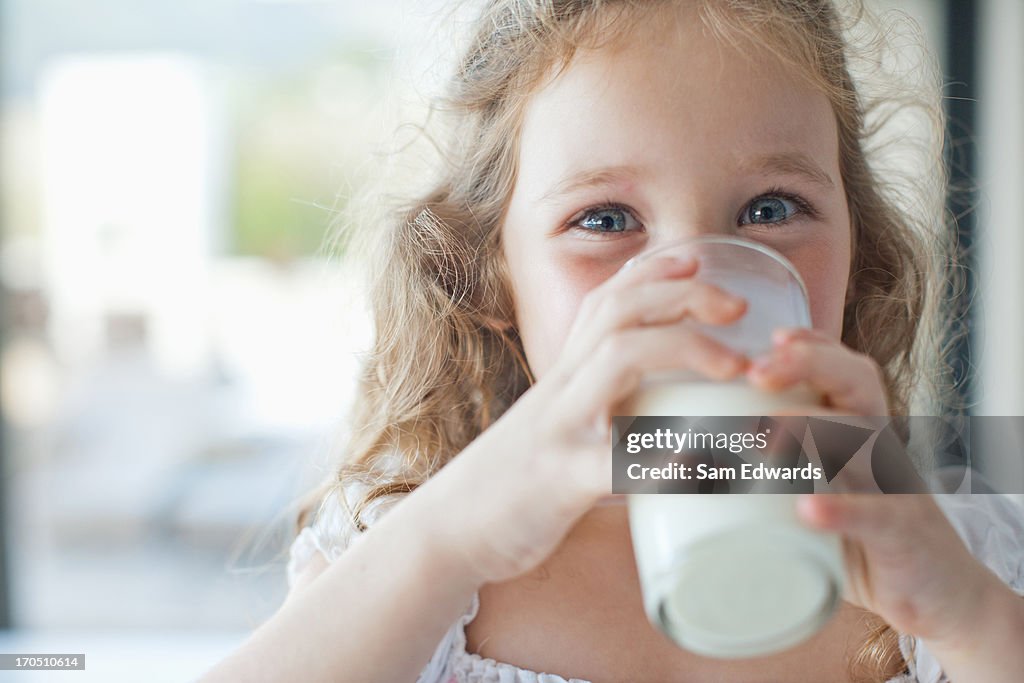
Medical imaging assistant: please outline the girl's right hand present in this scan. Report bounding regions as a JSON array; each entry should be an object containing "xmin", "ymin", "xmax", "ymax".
[{"xmin": 422, "ymin": 253, "xmax": 749, "ymax": 586}]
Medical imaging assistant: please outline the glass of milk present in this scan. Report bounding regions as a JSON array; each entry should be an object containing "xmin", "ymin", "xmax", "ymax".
[{"xmin": 624, "ymin": 236, "xmax": 845, "ymax": 658}]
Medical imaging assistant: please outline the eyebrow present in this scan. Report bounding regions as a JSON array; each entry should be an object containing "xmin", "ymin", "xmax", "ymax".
[
  {"xmin": 537, "ymin": 152, "xmax": 835, "ymax": 205},
  {"xmin": 740, "ymin": 151, "xmax": 836, "ymax": 190},
  {"xmin": 538, "ymin": 165, "xmax": 644, "ymax": 206}
]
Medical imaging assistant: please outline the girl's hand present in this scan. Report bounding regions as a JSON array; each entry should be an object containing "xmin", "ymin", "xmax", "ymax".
[
  {"xmin": 797, "ymin": 494, "xmax": 1012, "ymax": 639},
  {"xmin": 744, "ymin": 326, "xmax": 976, "ymax": 635},
  {"xmin": 426, "ymin": 254, "xmax": 749, "ymax": 586},
  {"xmin": 746, "ymin": 326, "xmax": 1024, "ymax": 679},
  {"xmin": 746, "ymin": 326, "xmax": 888, "ymax": 415},
  {"xmin": 798, "ymin": 494, "xmax": 1024, "ymax": 681}
]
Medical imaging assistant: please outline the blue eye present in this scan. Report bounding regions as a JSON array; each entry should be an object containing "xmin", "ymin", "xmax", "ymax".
[
  {"xmin": 742, "ymin": 197, "xmax": 796, "ymax": 225},
  {"xmin": 739, "ymin": 191, "xmax": 815, "ymax": 226},
  {"xmin": 574, "ymin": 206, "xmax": 640, "ymax": 233}
]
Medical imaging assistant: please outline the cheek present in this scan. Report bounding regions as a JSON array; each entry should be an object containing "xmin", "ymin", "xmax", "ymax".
[
  {"xmin": 508, "ymin": 246, "xmax": 626, "ymax": 379},
  {"xmin": 783, "ymin": 238, "xmax": 850, "ymax": 339}
]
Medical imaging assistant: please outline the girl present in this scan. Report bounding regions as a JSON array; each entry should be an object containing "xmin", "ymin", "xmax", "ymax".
[{"xmin": 204, "ymin": 1, "xmax": 1024, "ymax": 681}]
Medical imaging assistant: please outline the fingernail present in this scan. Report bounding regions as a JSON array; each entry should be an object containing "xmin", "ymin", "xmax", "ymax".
[
  {"xmin": 772, "ymin": 328, "xmax": 796, "ymax": 345},
  {"xmin": 796, "ymin": 494, "xmax": 819, "ymax": 520},
  {"xmin": 667, "ymin": 255, "xmax": 697, "ymax": 270},
  {"xmin": 748, "ymin": 355, "xmax": 772, "ymax": 375},
  {"xmin": 725, "ymin": 295, "xmax": 746, "ymax": 312}
]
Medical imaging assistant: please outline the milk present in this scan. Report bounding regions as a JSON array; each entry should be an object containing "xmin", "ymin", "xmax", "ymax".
[
  {"xmin": 626, "ymin": 380, "xmax": 845, "ymax": 658},
  {"xmin": 623, "ymin": 379, "xmax": 819, "ymax": 417}
]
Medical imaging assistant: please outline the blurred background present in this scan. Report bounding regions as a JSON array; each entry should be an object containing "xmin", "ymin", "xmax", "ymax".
[{"xmin": 0, "ymin": 0, "xmax": 1021, "ymax": 681}]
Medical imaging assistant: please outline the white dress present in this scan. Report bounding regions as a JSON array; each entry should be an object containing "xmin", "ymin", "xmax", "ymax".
[{"xmin": 287, "ymin": 488, "xmax": 1024, "ymax": 683}]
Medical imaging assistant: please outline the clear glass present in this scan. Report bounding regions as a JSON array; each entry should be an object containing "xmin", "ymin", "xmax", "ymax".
[{"xmin": 624, "ymin": 236, "xmax": 845, "ymax": 658}]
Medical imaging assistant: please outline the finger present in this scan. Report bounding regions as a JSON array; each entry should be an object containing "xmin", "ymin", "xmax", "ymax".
[
  {"xmin": 575, "ymin": 256, "xmax": 698, "ymax": 326},
  {"xmin": 797, "ymin": 494, "xmax": 915, "ymax": 550},
  {"xmin": 797, "ymin": 494, "xmax": 878, "ymax": 534},
  {"xmin": 605, "ymin": 254, "xmax": 699, "ymax": 293},
  {"xmin": 622, "ymin": 280, "xmax": 747, "ymax": 327},
  {"xmin": 569, "ymin": 280, "xmax": 747, "ymax": 359},
  {"xmin": 562, "ymin": 278, "xmax": 747, "ymax": 377},
  {"xmin": 564, "ymin": 325, "xmax": 749, "ymax": 420},
  {"xmin": 797, "ymin": 495, "xmax": 880, "ymax": 608},
  {"xmin": 746, "ymin": 339, "xmax": 888, "ymax": 415},
  {"xmin": 771, "ymin": 326, "xmax": 837, "ymax": 346},
  {"xmin": 564, "ymin": 255, "xmax": 700, "ymax": 358}
]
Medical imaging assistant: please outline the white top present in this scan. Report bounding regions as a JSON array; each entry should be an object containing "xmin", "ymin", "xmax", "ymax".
[{"xmin": 287, "ymin": 488, "xmax": 1024, "ymax": 683}]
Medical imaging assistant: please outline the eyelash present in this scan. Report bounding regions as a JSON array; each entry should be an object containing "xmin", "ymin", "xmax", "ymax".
[
  {"xmin": 564, "ymin": 200, "xmax": 638, "ymax": 239},
  {"xmin": 747, "ymin": 186, "xmax": 820, "ymax": 224},
  {"xmin": 564, "ymin": 186, "xmax": 819, "ymax": 236}
]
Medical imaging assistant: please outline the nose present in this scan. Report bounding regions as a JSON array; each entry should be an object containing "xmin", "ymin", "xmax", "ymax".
[
  {"xmin": 640, "ymin": 218, "xmax": 734, "ymax": 262},
  {"xmin": 622, "ymin": 233, "xmax": 724, "ymax": 273}
]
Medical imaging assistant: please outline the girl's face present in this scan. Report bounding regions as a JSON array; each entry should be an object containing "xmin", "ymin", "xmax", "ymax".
[{"xmin": 501, "ymin": 7, "xmax": 852, "ymax": 380}]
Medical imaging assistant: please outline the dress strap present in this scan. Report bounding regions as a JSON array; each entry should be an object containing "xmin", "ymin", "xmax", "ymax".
[{"xmin": 416, "ymin": 592, "xmax": 480, "ymax": 683}]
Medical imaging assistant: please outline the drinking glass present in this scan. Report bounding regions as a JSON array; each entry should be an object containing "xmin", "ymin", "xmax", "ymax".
[{"xmin": 623, "ymin": 236, "xmax": 845, "ymax": 658}]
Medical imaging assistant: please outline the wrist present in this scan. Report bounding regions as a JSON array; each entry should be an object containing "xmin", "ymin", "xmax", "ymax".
[{"xmin": 395, "ymin": 467, "xmax": 491, "ymax": 592}]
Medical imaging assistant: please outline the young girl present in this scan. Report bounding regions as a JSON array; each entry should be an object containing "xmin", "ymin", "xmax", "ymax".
[{"xmin": 204, "ymin": 1, "xmax": 1024, "ymax": 681}]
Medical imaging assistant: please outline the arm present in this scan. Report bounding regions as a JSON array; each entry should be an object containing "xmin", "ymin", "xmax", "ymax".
[
  {"xmin": 200, "ymin": 480, "xmax": 481, "ymax": 683},
  {"xmin": 796, "ymin": 493, "xmax": 1024, "ymax": 683},
  {"xmin": 922, "ymin": 578, "xmax": 1024, "ymax": 682},
  {"xmin": 751, "ymin": 330, "xmax": 1024, "ymax": 681},
  {"xmin": 201, "ymin": 253, "xmax": 748, "ymax": 682}
]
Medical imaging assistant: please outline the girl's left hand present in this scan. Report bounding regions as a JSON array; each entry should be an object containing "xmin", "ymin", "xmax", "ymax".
[
  {"xmin": 746, "ymin": 326, "xmax": 888, "ymax": 416},
  {"xmin": 746, "ymin": 327, "xmax": 1024, "ymax": 678}
]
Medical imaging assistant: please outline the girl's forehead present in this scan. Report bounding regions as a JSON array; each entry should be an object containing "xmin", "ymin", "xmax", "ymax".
[
  {"xmin": 528, "ymin": 1, "xmax": 828, "ymax": 132},
  {"xmin": 515, "ymin": 11, "xmax": 839, "ymax": 201},
  {"xmin": 512, "ymin": 15, "xmax": 839, "ymax": 197}
]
